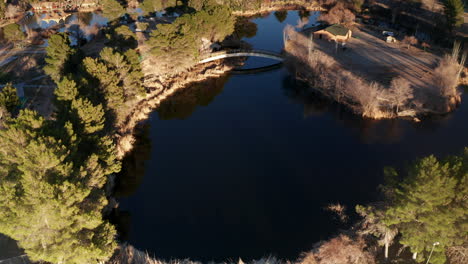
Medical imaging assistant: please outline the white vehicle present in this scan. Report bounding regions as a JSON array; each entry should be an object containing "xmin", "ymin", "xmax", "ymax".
[{"xmin": 382, "ymin": 31, "xmax": 394, "ymax": 37}]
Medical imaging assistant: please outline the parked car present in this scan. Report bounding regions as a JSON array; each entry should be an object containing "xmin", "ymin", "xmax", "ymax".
[{"xmin": 382, "ymin": 31, "xmax": 395, "ymax": 37}]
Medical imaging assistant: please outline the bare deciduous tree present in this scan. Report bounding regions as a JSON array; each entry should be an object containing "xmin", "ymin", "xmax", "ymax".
[
  {"xmin": 4, "ymin": 4, "xmax": 21, "ymax": 18},
  {"xmin": 447, "ymin": 245, "xmax": 468, "ymax": 264},
  {"xmin": 433, "ymin": 54, "xmax": 464, "ymax": 97},
  {"xmin": 314, "ymin": 235, "xmax": 375, "ymax": 264},
  {"xmin": 348, "ymin": 81, "xmax": 384, "ymax": 118},
  {"xmin": 357, "ymin": 205, "xmax": 398, "ymax": 259},
  {"xmin": 325, "ymin": 203, "xmax": 348, "ymax": 223},
  {"xmin": 402, "ymin": 35, "xmax": 418, "ymax": 50},
  {"xmin": 421, "ymin": 42, "xmax": 430, "ymax": 51},
  {"xmin": 319, "ymin": 3, "xmax": 355, "ymax": 27},
  {"xmin": 389, "ymin": 77, "xmax": 413, "ymax": 114}
]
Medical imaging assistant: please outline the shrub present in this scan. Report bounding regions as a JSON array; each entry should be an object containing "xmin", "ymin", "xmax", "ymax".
[{"xmin": 2, "ymin": 23, "xmax": 25, "ymax": 42}]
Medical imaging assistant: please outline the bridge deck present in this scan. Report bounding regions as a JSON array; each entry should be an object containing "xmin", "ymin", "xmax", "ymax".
[{"xmin": 198, "ymin": 49, "xmax": 284, "ymax": 64}]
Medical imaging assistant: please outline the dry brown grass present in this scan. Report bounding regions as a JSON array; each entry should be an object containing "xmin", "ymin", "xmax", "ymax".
[
  {"xmin": 298, "ymin": 235, "xmax": 375, "ymax": 264},
  {"xmin": 284, "ymin": 26, "xmax": 466, "ymax": 119},
  {"xmin": 110, "ymin": 238, "xmax": 375, "ymax": 264},
  {"xmin": 433, "ymin": 55, "xmax": 464, "ymax": 98},
  {"xmin": 460, "ymin": 67, "xmax": 468, "ymax": 86},
  {"xmin": 284, "ymin": 27, "xmax": 395, "ymax": 119},
  {"xmin": 325, "ymin": 203, "xmax": 348, "ymax": 223},
  {"xmin": 108, "ymin": 244, "xmax": 201, "ymax": 264},
  {"xmin": 318, "ymin": 2, "xmax": 355, "ymax": 27},
  {"xmin": 446, "ymin": 244, "xmax": 468, "ymax": 264}
]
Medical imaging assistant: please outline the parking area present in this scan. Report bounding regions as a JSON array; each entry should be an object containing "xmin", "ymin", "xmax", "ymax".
[{"xmin": 308, "ymin": 25, "xmax": 441, "ymax": 91}]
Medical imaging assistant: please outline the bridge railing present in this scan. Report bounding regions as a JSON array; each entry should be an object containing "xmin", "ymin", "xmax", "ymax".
[{"xmin": 198, "ymin": 49, "xmax": 283, "ymax": 61}]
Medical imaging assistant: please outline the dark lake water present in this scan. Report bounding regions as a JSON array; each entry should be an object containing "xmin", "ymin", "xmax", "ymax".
[{"xmin": 116, "ymin": 11, "xmax": 468, "ymax": 262}]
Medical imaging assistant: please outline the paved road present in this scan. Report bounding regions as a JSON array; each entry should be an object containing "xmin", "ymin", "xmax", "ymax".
[
  {"xmin": 0, "ymin": 56, "xmax": 17, "ymax": 67},
  {"xmin": 0, "ymin": 49, "xmax": 46, "ymax": 55},
  {"xmin": 0, "ymin": 255, "xmax": 30, "ymax": 264}
]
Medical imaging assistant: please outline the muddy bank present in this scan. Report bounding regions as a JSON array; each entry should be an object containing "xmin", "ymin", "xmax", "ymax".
[{"xmin": 114, "ymin": 61, "xmax": 236, "ymax": 159}]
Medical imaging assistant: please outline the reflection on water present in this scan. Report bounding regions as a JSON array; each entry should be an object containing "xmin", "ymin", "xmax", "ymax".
[
  {"xmin": 234, "ymin": 17, "xmax": 258, "ymax": 39},
  {"xmin": 21, "ymin": 12, "xmax": 108, "ymax": 46},
  {"xmin": 282, "ymin": 76, "xmax": 467, "ymax": 144},
  {"xmin": 115, "ymin": 123, "xmax": 152, "ymax": 198},
  {"xmin": 158, "ymin": 75, "xmax": 231, "ymax": 120},
  {"xmin": 22, "ymin": 11, "xmax": 107, "ymax": 30},
  {"xmin": 116, "ymin": 10, "xmax": 468, "ymax": 262}
]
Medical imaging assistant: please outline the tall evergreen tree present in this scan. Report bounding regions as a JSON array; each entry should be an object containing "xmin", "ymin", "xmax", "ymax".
[
  {"xmin": 0, "ymin": 1, "xmax": 6, "ymax": 19},
  {"xmin": 444, "ymin": 0, "xmax": 465, "ymax": 31},
  {"xmin": 2, "ymin": 23, "xmax": 26, "ymax": 42},
  {"xmin": 383, "ymin": 150, "xmax": 467, "ymax": 264},
  {"xmin": 44, "ymin": 33, "xmax": 74, "ymax": 82},
  {"xmin": 100, "ymin": 0, "xmax": 126, "ymax": 21},
  {"xmin": 0, "ymin": 110, "xmax": 118, "ymax": 264},
  {"xmin": 0, "ymin": 83, "xmax": 20, "ymax": 113},
  {"xmin": 147, "ymin": 2, "xmax": 235, "ymax": 70},
  {"xmin": 83, "ymin": 48, "xmax": 144, "ymax": 122},
  {"xmin": 55, "ymin": 78, "xmax": 106, "ymax": 135},
  {"xmin": 141, "ymin": 0, "xmax": 177, "ymax": 15},
  {"xmin": 83, "ymin": 56, "xmax": 125, "ymax": 111}
]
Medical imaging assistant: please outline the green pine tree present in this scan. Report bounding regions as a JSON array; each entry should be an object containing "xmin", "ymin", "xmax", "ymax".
[
  {"xmin": 141, "ymin": 0, "xmax": 177, "ymax": 14},
  {"xmin": 100, "ymin": 0, "xmax": 126, "ymax": 21},
  {"xmin": 383, "ymin": 150, "xmax": 468, "ymax": 264},
  {"xmin": 2, "ymin": 23, "xmax": 26, "ymax": 42},
  {"xmin": 44, "ymin": 33, "xmax": 74, "ymax": 82},
  {"xmin": 83, "ymin": 56, "xmax": 125, "ymax": 111},
  {"xmin": 71, "ymin": 97, "xmax": 105, "ymax": 134},
  {"xmin": 0, "ymin": 83, "xmax": 20, "ymax": 113},
  {"xmin": 444, "ymin": 0, "xmax": 465, "ymax": 31},
  {"xmin": 0, "ymin": 1, "xmax": 6, "ymax": 19},
  {"xmin": 147, "ymin": 3, "xmax": 234, "ymax": 71},
  {"xmin": 0, "ymin": 110, "xmax": 118, "ymax": 264}
]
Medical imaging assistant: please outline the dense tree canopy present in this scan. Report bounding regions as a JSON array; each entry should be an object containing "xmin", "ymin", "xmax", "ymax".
[
  {"xmin": 380, "ymin": 150, "xmax": 468, "ymax": 264},
  {"xmin": 147, "ymin": 2, "xmax": 235, "ymax": 70},
  {"xmin": 100, "ymin": 0, "xmax": 126, "ymax": 21},
  {"xmin": 141, "ymin": 0, "xmax": 177, "ymax": 14},
  {"xmin": 443, "ymin": 0, "xmax": 465, "ymax": 30},
  {"xmin": 218, "ymin": 0, "xmax": 263, "ymax": 11},
  {"xmin": 44, "ymin": 33, "xmax": 75, "ymax": 82},
  {"xmin": 2, "ymin": 23, "xmax": 26, "ymax": 42},
  {"xmin": 0, "ymin": 108, "xmax": 119, "ymax": 263},
  {"xmin": 83, "ymin": 47, "xmax": 145, "ymax": 123},
  {"xmin": 0, "ymin": 84, "xmax": 20, "ymax": 114},
  {"xmin": 0, "ymin": 27, "xmax": 131, "ymax": 262},
  {"xmin": 0, "ymin": 1, "xmax": 6, "ymax": 19},
  {"xmin": 108, "ymin": 25, "xmax": 138, "ymax": 50}
]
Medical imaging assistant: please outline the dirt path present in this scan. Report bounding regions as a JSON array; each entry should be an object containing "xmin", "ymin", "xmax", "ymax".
[{"xmin": 308, "ymin": 26, "xmax": 440, "ymax": 91}]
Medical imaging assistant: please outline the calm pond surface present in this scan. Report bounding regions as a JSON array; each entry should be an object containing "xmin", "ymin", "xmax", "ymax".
[{"xmin": 117, "ymin": 11, "xmax": 468, "ymax": 262}]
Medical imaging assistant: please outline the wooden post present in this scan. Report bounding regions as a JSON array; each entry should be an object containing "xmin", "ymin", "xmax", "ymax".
[
  {"xmin": 308, "ymin": 33, "xmax": 314, "ymax": 61},
  {"xmin": 385, "ymin": 242, "xmax": 389, "ymax": 259}
]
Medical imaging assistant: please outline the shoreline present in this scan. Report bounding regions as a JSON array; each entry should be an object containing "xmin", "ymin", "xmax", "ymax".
[
  {"xmin": 114, "ymin": 61, "xmax": 236, "ymax": 159},
  {"xmin": 232, "ymin": 1, "xmax": 324, "ymax": 16},
  {"xmin": 113, "ymin": 1, "xmax": 325, "ymax": 159},
  {"xmin": 283, "ymin": 27, "xmax": 464, "ymax": 120}
]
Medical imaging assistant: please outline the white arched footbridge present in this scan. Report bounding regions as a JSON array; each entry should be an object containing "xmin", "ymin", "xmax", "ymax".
[{"xmin": 198, "ymin": 49, "xmax": 284, "ymax": 64}]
